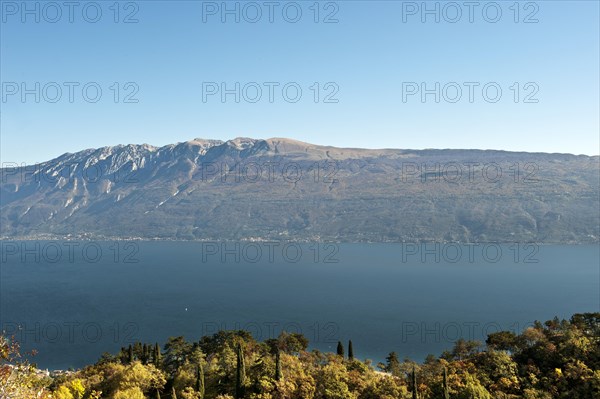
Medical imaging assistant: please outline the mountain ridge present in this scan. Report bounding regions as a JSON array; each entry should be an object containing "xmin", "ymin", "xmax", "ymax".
[
  {"xmin": 1, "ymin": 137, "xmax": 598, "ymax": 243},
  {"xmin": 50, "ymin": 137, "xmax": 599, "ymax": 160}
]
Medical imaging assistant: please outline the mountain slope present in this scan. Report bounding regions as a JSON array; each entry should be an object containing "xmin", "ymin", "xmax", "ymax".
[{"xmin": 1, "ymin": 138, "xmax": 598, "ymax": 243}]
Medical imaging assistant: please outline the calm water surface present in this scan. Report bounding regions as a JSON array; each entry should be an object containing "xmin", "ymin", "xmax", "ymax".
[{"xmin": 1, "ymin": 241, "xmax": 598, "ymax": 369}]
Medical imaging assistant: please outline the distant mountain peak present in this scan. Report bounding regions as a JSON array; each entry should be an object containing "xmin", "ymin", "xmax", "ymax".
[
  {"xmin": 188, "ymin": 138, "xmax": 225, "ymax": 147},
  {"xmin": 225, "ymin": 137, "xmax": 262, "ymax": 149}
]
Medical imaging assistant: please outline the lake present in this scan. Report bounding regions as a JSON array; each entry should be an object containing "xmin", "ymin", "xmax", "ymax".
[{"xmin": 1, "ymin": 241, "xmax": 598, "ymax": 370}]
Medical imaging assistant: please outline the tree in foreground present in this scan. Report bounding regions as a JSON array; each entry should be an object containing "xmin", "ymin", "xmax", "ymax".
[
  {"xmin": 336, "ymin": 341, "xmax": 344, "ymax": 358},
  {"xmin": 154, "ymin": 343, "xmax": 162, "ymax": 367},
  {"xmin": 235, "ymin": 343, "xmax": 245, "ymax": 399},
  {"xmin": 0, "ymin": 335, "xmax": 51, "ymax": 399},
  {"xmin": 412, "ymin": 364, "xmax": 418, "ymax": 399},
  {"xmin": 195, "ymin": 361, "xmax": 205, "ymax": 398},
  {"xmin": 348, "ymin": 340, "xmax": 354, "ymax": 360},
  {"xmin": 275, "ymin": 348, "xmax": 282, "ymax": 381},
  {"xmin": 442, "ymin": 366, "xmax": 449, "ymax": 399},
  {"xmin": 378, "ymin": 351, "xmax": 401, "ymax": 376}
]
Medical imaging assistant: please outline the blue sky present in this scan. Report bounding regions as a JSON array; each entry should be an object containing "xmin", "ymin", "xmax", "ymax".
[{"xmin": 1, "ymin": 0, "xmax": 599, "ymax": 164}]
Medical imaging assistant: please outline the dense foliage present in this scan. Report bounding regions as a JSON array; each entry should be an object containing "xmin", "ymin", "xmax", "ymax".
[{"xmin": 1, "ymin": 313, "xmax": 598, "ymax": 399}]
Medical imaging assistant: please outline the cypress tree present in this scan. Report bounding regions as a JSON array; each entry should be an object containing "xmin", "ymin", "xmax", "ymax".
[
  {"xmin": 336, "ymin": 341, "xmax": 344, "ymax": 358},
  {"xmin": 142, "ymin": 343, "xmax": 148, "ymax": 364},
  {"xmin": 128, "ymin": 345, "xmax": 134, "ymax": 364},
  {"xmin": 154, "ymin": 343, "xmax": 161, "ymax": 367},
  {"xmin": 443, "ymin": 366, "xmax": 450, "ymax": 399},
  {"xmin": 412, "ymin": 365, "xmax": 418, "ymax": 399},
  {"xmin": 275, "ymin": 349, "xmax": 282, "ymax": 381},
  {"xmin": 348, "ymin": 340, "xmax": 354, "ymax": 360},
  {"xmin": 119, "ymin": 347, "xmax": 126, "ymax": 364},
  {"xmin": 196, "ymin": 362, "xmax": 205, "ymax": 398},
  {"xmin": 235, "ymin": 344, "xmax": 246, "ymax": 399}
]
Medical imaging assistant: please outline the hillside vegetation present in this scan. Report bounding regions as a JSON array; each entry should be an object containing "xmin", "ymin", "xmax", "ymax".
[{"xmin": 2, "ymin": 313, "xmax": 599, "ymax": 399}]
